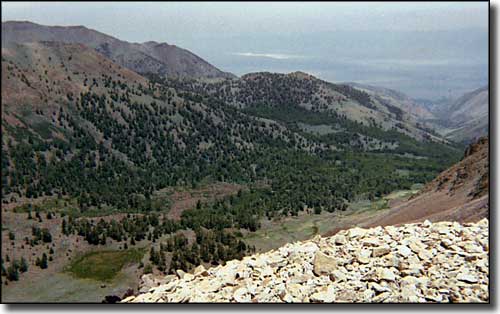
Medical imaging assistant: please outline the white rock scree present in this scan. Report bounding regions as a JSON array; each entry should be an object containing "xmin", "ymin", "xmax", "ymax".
[{"xmin": 123, "ymin": 219, "xmax": 489, "ymax": 303}]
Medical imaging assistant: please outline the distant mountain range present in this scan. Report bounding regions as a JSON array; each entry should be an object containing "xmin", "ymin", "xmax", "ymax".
[
  {"xmin": 346, "ymin": 82, "xmax": 435, "ymax": 121},
  {"xmin": 432, "ymin": 86, "xmax": 489, "ymax": 143},
  {"xmin": 2, "ymin": 21, "xmax": 487, "ymax": 145},
  {"xmin": 2, "ymin": 21, "xmax": 235, "ymax": 79},
  {"xmin": 1, "ymin": 23, "xmax": 463, "ymax": 207},
  {"xmin": 348, "ymin": 82, "xmax": 488, "ymax": 143}
]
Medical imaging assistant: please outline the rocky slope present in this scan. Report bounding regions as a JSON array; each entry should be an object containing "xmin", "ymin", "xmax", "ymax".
[
  {"xmin": 1, "ymin": 41, "xmax": 147, "ymax": 109},
  {"xmin": 123, "ymin": 219, "xmax": 489, "ymax": 303},
  {"xmin": 2, "ymin": 21, "xmax": 235, "ymax": 79},
  {"xmin": 368, "ymin": 137, "xmax": 488, "ymax": 227}
]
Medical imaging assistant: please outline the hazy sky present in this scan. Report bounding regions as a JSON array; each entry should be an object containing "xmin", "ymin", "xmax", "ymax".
[{"xmin": 2, "ymin": 2, "xmax": 489, "ymax": 99}]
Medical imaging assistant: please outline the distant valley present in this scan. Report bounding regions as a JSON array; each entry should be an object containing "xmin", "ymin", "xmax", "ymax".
[{"xmin": 347, "ymin": 82, "xmax": 489, "ymax": 144}]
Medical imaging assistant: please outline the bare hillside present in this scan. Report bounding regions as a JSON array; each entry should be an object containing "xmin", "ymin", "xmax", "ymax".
[
  {"xmin": 367, "ymin": 137, "xmax": 488, "ymax": 227},
  {"xmin": 2, "ymin": 21, "xmax": 235, "ymax": 79}
]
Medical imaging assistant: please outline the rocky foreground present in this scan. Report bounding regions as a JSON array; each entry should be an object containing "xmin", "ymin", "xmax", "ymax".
[{"xmin": 123, "ymin": 219, "xmax": 489, "ymax": 303}]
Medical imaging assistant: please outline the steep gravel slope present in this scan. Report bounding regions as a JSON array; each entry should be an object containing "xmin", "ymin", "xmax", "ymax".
[{"xmin": 123, "ymin": 219, "xmax": 489, "ymax": 303}]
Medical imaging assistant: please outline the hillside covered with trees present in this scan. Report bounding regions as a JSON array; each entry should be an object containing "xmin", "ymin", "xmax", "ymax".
[{"xmin": 1, "ymin": 35, "xmax": 464, "ymax": 300}]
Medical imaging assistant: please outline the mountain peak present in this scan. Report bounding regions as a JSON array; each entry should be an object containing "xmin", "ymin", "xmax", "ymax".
[
  {"xmin": 2, "ymin": 20, "xmax": 235, "ymax": 79},
  {"xmin": 288, "ymin": 71, "xmax": 316, "ymax": 79}
]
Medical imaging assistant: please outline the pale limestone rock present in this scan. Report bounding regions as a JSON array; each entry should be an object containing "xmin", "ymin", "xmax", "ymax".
[
  {"xmin": 362, "ymin": 237, "xmax": 381, "ymax": 247},
  {"xmin": 477, "ymin": 218, "xmax": 488, "ymax": 227},
  {"xmin": 219, "ymin": 268, "xmax": 238, "ymax": 286},
  {"xmin": 424, "ymin": 289, "xmax": 443, "ymax": 302},
  {"xmin": 260, "ymin": 265, "xmax": 274, "ymax": 277},
  {"xmin": 457, "ymin": 272, "xmax": 478, "ymax": 283},
  {"xmin": 289, "ymin": 274, "xmax": 312, "ymax": 284},
  {"xmin": 370, "ymin": 282, "xmax": 391, "ymax": 293},
  {"xmin": 121, "ymin": 295, "xmax": 136, "ymax": 303},
  {"xmin": 348, "ymin": 227, "xmax": 366, "ymax": 238},
  {"xmin": 400, "ymin": 285, "xmax": 420, "ymax": 302},
  {"xmin": 193, "ymin": 265, "xmax": 208, "ymax": 276},
  {"xmin": 190, "ymin": 292, "xmax": 212, "ymax": 302},
  {"xmin": 153, "ymin": 280, "xmax": 177, "ymax": 293},
  {"xmin": 123, "ymin": 220, "xmax": 489, "ymax": 303},
  {"xmin": 183, "ymin": 273, "xmax": 194, "ymax": 281},
  {"xmin": 280, "ymin": 293, "xmax": 294, "ymax": 303},
  {"xmin": 372, "ymin": 245, "xmax": 391, "ymax": 257},
  {"xmin": 400, "ymin": 263, "xmax": 423, "ymax": 276},
  {"xmin": 417, "ymin": 249, "xmax": 433, "ymax": 261},
  {"xmin": 176, "ymin": 269, "xmax": 187, "ymax": 279},
  {"xmin": 233, "ymin": 287, "xmax": 251, "ymax": 302},
  {"xmin": 476, "ymin": 259, "xmax": 488, "ymax": 273},
  {"xmin": 313, "ymin": 251, "xmax": 337, "ymax": 275},
  {"xmin": 372, "ymin": 292, "xmax": 391, "ymax": 303},
  {"xmin": 357, "ymin": 248, "xmax": 372, "ymax": 264},
  {"xmin": 334, "ymin": 234, "xmax": 347, "ymax": 245},
  {"xmin": 381, "ymin": 253, "xmax": 399, "ymax": 268},
  {"xmin": 462, "ymin": 241, "xmax": 484, "ymax": 253},
  {"xmin": 397, "ymin": 245, "xmax": 412, "ymax": 257},
  {"xmin": 377, "ymin": 268, "xmax": 396, "ymax": 281},
  {"xmin": 198, "ymin": 279, "xmax": 222, "ymax": 293},
  {"xmin": 330, "ymin": 269, "xmax": 347, "ymax": 283},
  {"xmin": 310, "ymin": 285, "xmax": 335, "ymax": 303}
]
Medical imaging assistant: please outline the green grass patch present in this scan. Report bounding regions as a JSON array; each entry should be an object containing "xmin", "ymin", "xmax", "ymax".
[
  {"xmin": 13, "ymin": 198, "xmax": 74, "ymax": 213},
  {"xmin": 67, "ymin": 248, "xmax": 145, "ymax": 282},
  {"xmin": 31, "ymin": 120, "xmax": 56, "ymax": 139},
  {"xmin": 370, "ymin": 199, "xmax": 389, "ymax": 211},
  {"xmin": 12, "ymin": 197, "xmax": 81, "ymax": 216},
  {"xmin": 12, "ymin": 194, "xmax": 170, "ymax": 218}
]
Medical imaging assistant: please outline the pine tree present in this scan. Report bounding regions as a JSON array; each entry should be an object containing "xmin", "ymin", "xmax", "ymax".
[
  {"xmin": 41, "ymin": 229, "xmax": 52, "ymax": 243},
  {"xmin": 143, "ymin": 264, "xmax": 153, "ymax": 274},
  {"xmin": 62, "ymin": 219, "xmax": 68, "ymax": 235},
  {"xmin": 6, "ymin": 264, "xmax": 19, "ymax": 281},
  {"xmin": 19, "ymin": 257, "xmax": 28, "ymax": 273},
  {"xmin": 40, "ymin": 253, "xmax": 48, "ymax": 269}
]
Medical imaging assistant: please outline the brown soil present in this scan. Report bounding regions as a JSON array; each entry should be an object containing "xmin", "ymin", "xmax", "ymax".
[
  {"xmin": 366, "ymin": 192, "xmax": 488, "ymax": 228},
  {"xmin": 324, "ymin": 137, "xmax": 489, "ymax": 235},
  {"xmin": 166, "ymin": 182, "xmax": 244, "ymax": 220}
]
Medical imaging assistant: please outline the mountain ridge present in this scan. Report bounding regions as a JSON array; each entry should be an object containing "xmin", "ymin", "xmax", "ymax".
[
  {"xmin": 1, "ymin": 38, "xmax": 461, "ymax": 216},
  {"xmin": 436, "ymin": 86, "xmax": 488, "ymax": 143},
  {"xmin": 2, "ymin": 20, "xmax": 236, "ymax": 80}
]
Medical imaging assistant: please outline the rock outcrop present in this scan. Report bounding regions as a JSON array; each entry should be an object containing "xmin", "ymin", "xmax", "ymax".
[{"xmin": 123, "ymin": 219, "xmax": 489, "ymax": 303}]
